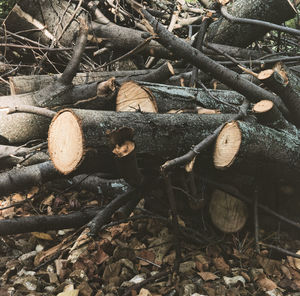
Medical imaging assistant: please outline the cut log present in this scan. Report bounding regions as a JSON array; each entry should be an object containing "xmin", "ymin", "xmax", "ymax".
[
  {"xmin": 48, "ymin": 109, "xmax": 236, "ymax": 174},
  {"xmin": 258, "ymin": 62, "xmax": 300, "ymax": 127},
  {"xmin": 252, "ymin": 100, "xmax": 295, "ymax": 131},
  {"xmin": 0, "ymin": 78, "xmax": 244, "ymax": 144},
  {"xmin": 209, "ymin": 189, "xmax": 248, "ymax": 233},
  {"xmin": 213, "ymin": 120, "xmax": 300, "ymax": 179},
  {"xmin": 206, "ymin": 0, "xmax": 296, "ymax": 47}
]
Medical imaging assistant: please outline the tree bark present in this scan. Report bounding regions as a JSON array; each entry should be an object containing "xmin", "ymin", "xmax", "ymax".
[
  {"xmin": 140, "ymin": 9, "xmax": 290, "ymax": 120},
  {"xmin": 258, "ymin": 63, "xmax": 300, "ymax": 127},
  {"xmin": 48, "ymin": 109, "xmax": 236, "ymax": 174},
  {"xmin": 9, "ymin": 68, "xmax": 175, "ymax": 95},
  {"xmin": 0, "ymin": 161, "xmax": 59, "ymax": 197},
  {"xmin": 206, "ymin": 0, "xmax": 296, "ymax": 47},
  {"xmin": 0, "ymin": 207, "xmax": 100, "ymax": 235},
  {"xmin": 213, "ymin": 120, "xmax": 300, "ymax": 179},
  {"xmin": 5, "ymin": 1, "xmax": 84, "ymax": 47}
]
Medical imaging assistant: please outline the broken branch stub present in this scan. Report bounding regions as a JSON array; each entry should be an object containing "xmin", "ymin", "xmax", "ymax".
[{"xmin": 48, "ymin": 109, "xmax": 236, "ymax": 174}]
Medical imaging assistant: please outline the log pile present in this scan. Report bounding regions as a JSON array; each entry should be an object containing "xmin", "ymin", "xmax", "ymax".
[{"xmin": 1, "ymin": 0, "xmax": 300, "ymax": 245}]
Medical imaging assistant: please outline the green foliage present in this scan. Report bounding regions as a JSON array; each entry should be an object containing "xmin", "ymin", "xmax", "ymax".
[{"xmin": 0, "ymin": 0, "xmax": 16, "ymax": 18}]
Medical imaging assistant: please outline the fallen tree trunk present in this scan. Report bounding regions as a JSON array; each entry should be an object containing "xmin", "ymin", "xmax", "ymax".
[
  {"xmin": 213, "ymin": 120, "xmax": 300, "ymax": 179},
  {"xmin": 48, "ymin": 109, "xmax": 236, "ymax": 174},
  {"xmin": 9, "ymin": 69, "xmax": 156, "ymax": 95},
  {"xmin": 0, "ymin": 77, "xmax": 244, "ymax": 144},
  {"xmin": 206, "ymin": 0, "xmax": 296, "ymax": 47}
]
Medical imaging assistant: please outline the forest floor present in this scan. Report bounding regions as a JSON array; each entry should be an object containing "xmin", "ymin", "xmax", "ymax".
[{"xmin": 1, "ymin": 184, "xmax": 300, "ymax": 296}]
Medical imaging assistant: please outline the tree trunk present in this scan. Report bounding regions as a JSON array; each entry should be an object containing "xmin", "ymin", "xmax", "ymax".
[
  {"xmin": 213, "ymin": 120, "xmax": 300, "ymax": 179},
  {"xmin": 206, "ymin": 0, "xmax": 296, "ymax": 47},
  {"xmin": 9, "ymin": 70, "xmax": 155, "ymax": 95},
  {"xmin": 48, "ymin": 109, "xmax": 236, "ymax": 174},
  {"xmin": 4, "ymin": 1, "xmax": 84, "ymax": 47}
]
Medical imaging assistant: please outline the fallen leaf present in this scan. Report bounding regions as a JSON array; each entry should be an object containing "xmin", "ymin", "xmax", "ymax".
[
  {"xmin": 198, "ymin": 271, "xmax": 219, "ymax": 281},
  {"xmin": 31, "ymin": 232, "xmax": 53, "ymax": 240},
  {"xmin": 257, "ymin": 275, "xmax": 277, "ymax": 291}
]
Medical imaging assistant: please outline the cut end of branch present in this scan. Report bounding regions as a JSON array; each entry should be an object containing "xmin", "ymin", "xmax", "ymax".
[
  {"xmin": 257, "ymin": 69, "xmax": 274, "ymax": 80},
  {"xmin": 209, "ymin": 189, "xmax": 248, "ymax": 233},
  {"xmin": 48, "ymin": 110, "xmax": 84, "ymax": 174},
  {"xmin": 252, "ymin": 100, "xmax": 274, "ymax": 114},
  {"xmin": 213, "ymin": 121, "xmax": 241, "ymax": 169}
]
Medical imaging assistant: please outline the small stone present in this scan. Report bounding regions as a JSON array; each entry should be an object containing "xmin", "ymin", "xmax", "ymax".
[{"xmin": 129, "ymin": 274, "xmax": 146, "ymax": 284}]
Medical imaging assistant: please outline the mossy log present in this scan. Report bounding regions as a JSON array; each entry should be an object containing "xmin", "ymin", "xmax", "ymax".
[
  {"xmin": 206, "ymin": 0, "xmax": 296, "ymax": 47},
  {"xmin": 48, "ymin": 109, "xmax": 236, "ymax": 174},
  {"xmin": 214, "ymin": 120, "xmax": 300, "ymax": 179}
]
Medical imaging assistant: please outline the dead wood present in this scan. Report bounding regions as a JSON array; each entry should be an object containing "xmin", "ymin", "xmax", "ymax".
[
  {"xmin": 0, "ymin": 20, "xmax": 88, "ymax": 144},
  {"xmin": 0, "ymin": 161, "xmax": 58, "ymax": 197},
  {"xmin": 258, "ymin": 62, "xmax": 300, "ymax": 127},
  {"xmin": 0, "ymin": 143, "xmax": 49, "ymax": 169},
  {"xmin": 0, "ymin": 207, "xmax": 100, "ymax": 235},
  {"xmin": 252, "ymin": 100, "xmax": 295, "ymax": 131},
  {"xmin": 4, "ymin": 1, "xmax": 84, "ymax": 47},
  {"xmin": 48, "ymin": 109, "xmax": 236, "ymax": 174},
  {"xmin": 214, "ymin": 120, "xmax": 300, "ymax": 179},
  {"xmin": 206, "ymin": 0, "xmax": 296, "ymax": 47},
  {"xmin": 139, "ymin": 9, "xmax": 291, "ymax": 120},
  {"xmin": 9, "ymin": 70, "xmax": 157, "ymax": 95}
]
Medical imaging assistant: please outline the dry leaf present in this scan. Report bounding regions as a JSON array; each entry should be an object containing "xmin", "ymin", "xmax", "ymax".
[
  {"xmin": 11, "ymin": 193, "xmax": 24, "ymax": 202},
  {"xmin": 257, "ymin": 276, "xmax": 277, "ymax": 291},
  {"xmin": 138, "ymin": 288, "xmax": 152, "ymax": 296},
  {"xmin": 213, "ymin": 257, "xmax": 230, "ymax": 274},
  {"xmin": 31, "ymin": 232, "xmax": 53, "ymax": 240},
  {"xmin": 198, "ymin": 271, "xmax": 219, "ymax": 281}
]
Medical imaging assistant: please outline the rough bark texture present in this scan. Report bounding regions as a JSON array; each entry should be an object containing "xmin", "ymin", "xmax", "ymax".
[
  {"xmin": 90, "ymin": 21, "xmax": 174, "ymax": 59},
  {"xmin": 141, "ymin": 9, "xmax": 290, "ymax": 119},
  {"xmin": 206, "ymin": 0, "xmax": 296, "ymax": 47},
  {"xmin": 140, "ymin": 82, "xmax": 244, "ymax": 113},
  {"xmin": 0, "ymin": 161, "xmax": 59, "ymax": 197},
  {"xmin": 259, "ymin": 63, "xmax": 300, "ymax": 127},
  {"xmin": 5, "ymin": 1, "xmax": 84, "ymax": 47},
  {"xmin": 48, "ymin": 109, "xmax": 236, "ymax": 174},
  {"xmin": 214, "ymin": 120, "xmax": 300, "ymax": 179},
  {"xmin": 9, "ymin": 69, "xmax": 172, "ymax": 95}
]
